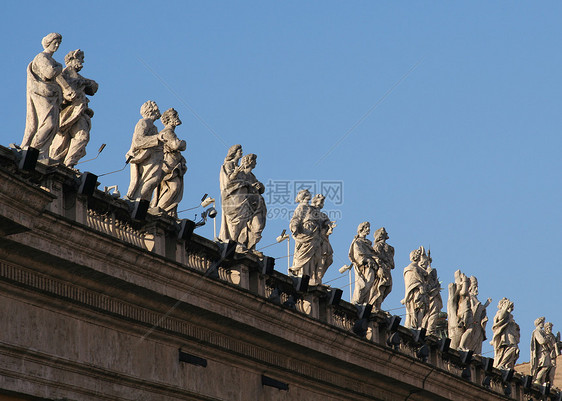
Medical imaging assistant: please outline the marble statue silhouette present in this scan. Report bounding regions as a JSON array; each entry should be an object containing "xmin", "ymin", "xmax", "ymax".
[
  {"xmin": 421, "ymin": 250, "xmax": 442, "ymax": 336},
  {"xmin": 531, "ymin": 317, "xmax": 556, "ymax": 385},
  {"xmin": 151, "ymin": 108, "xmax": 186, "ymax": 217},
  {"xmin": 49, "ymin": 49, "xmax": 98, "ymax": 167},
  {"xmin": 370, "ymin": 227, "xmax": 394, "ymax": 312},
  {"xmin": 402, "ymin": 247, "xmax": 429, "ymax": 329},
  {"xmin": 347, "ymin": 222, "xmax": 378, "ymax": 305},
  {"xmin": 289, "ymin": 189, "xmax": 318, "ymax": 279},
  {"xmin": 219, "ymin": 147, "xmax": 266, "ymax": 252},
  {"xmin": 21, "ymin": 33, "xmax": 74, "ymax": 160},
  {"xmin": 491, "ymin": 297, "xmax": 520, "ymax": 369},
  {"xmin": 126, "ymin": 101, "xmax": 163, "ymax": 201}
]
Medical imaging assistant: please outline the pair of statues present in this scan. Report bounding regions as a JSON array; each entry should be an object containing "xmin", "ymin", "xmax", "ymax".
[
  {"xmin": 21, "ymin": 33, "xmax": 98, "ymax": 167},
  {"xmin": 126, "ymin": 101, "xmax": 187, "ymax": 217},
  {"xmin": 344, "ymin": 222, "xmax": 394, "ymax": 311},
  {"xmin": 447, "ymin": 270, "xmax": 491, "ymax": 353},
  {"xmin": 218, "ymin": 145, "xmax": 266, "ymax": 252},
  {"xmin": 289, "ymin": 189, "xmax": 335, "ymax": 285},
  {"xmin": 401, "ymin": 246, "xmax": 442, "ymax": 335},
  {"xmin": 530, "ymin": 317, "xmax": 560, "ymax": 385}
]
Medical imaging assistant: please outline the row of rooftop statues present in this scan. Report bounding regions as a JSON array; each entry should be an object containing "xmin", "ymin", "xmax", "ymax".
[
  {"xmin": 19, "ymin": 34, "xmax": 187, "ymax": 216},
  {"xmin": 18, "ymin": 33, "xmax": 561, "ymax": 387}
]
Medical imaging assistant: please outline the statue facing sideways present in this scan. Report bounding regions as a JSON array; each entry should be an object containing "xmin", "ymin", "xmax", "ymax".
[
  {"xmin": 126, "ymin": 101, "xmax": 163, "ymax": 201},
  {"xmin": 151, "ymin": 108, "xmax": 186, "ymax": 217},
  {"xmin": 21, "ymin": 33, "xmax": 70, "ymax": 160},
  {"xmin": 421, "ymin": 250, "xmax": 442, "ymax": 336},
  {"xmin": 370, "ymin": 227, "xmax": 394, "ymax": 312},
  {"xmin": 347, "ymin": 222, "xmax": 377, "ymax": 305},
  {"xmin": 218, "ymin": 147, "xmax": 266, "ymax": 252},
  {"xmin": 49, "ymin": 49, "xmax": 98, "ymax": 168},
  {"xmin": 402, "ymin": 247, "xmax": 428, "ymax": 330},
  {"xmin": 491, "ymin": 297, "xmax": 520, "ymax": 369},
  {"xmin": 531, "ymin": 317, "xmax": 555, "ymax": 385}
]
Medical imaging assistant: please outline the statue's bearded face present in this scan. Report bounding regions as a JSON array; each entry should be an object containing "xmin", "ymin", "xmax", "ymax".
[{"xmin": 360, "ymin": 225, "xmax": 370, "ymax": 237}]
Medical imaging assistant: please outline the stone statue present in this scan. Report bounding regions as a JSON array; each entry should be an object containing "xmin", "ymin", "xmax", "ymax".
[
  {"xmin": 237, "ymin": 153, "xmax": 266, "ymax": 251},
  {"xmin": 491, "ymin": 297, "xmax": 520, "ymax": 369},
  {"xmin": 447, "ymin": 270, "xmax": 472, "ymax": 349},
  {"xmin": 544, "ymin": 322, "xmax": 560, "ymax": 384},
  {"xmin": 458, "ymin": 276, "xmax": 490, "ymax": 354},
  {"xmin": 309, "ymin": 194, "xmax": 334, "ymax": 285},
  {"xmin": 126, "ymin": 101, "xmax": 163, "ymax": 201},
  {"xmin": 150, "ymin": 108, "xmax": 186, "ymax": 217},
  {"xmin": 347, "ymin": 222, "xmax": 377, "ymax": 305},
  {"xmin": 49, "ymin": 49, "xmax": 98, "ymax": 167},
  {"xmin": 219, "ymin": 144, "xmax": 243, "ymax": 241},
  {"xmin": 218, "ymin": 149, "xmax": 266, "ymax": 252},
  {"xmin": 531, "ymin": 317, "xmax": 555, "ymax": 385},
  {"xmin": 421, "ymin": 250, "xmax": 442, "ymax": 336},
  {"xmin": 371, "ymin": 227, "xmax": 394, "ymax": 312},
  {"xmin": 401, "ymin": 247, "xmax": 428, "ymax": 329},
  {"xmin": 289, "ymin": 190, "xmax": 319, "ymax": 278},
  {"xmin": 21, "ymin": 33, "xmax": 71, "ymax": 160}
]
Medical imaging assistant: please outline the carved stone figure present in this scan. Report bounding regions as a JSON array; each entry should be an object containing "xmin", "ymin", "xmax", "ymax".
[
  {"xmin": 49, "ymin": 49, "xmax": 98, "ymax": 167},
  {"xmin": 544, "ymin": 322, "xmax": 560, "ymax": 385},
  {"xmin": 421, "ymin": 251, "xmax": 442, "ymax": 336},
  {"xmin": 401, "ymin": 247, "xmax": 428, "ymax": 329},
  {"xmin": 218, "ymin": 149, "xmax": 266, "ymax": 252},
  {"xmin": 531, "ymin": 317, "xmax": 555, "ymax": 384},
  {"xmin": 150, "ymin": 108, "xmax": 186, "ymax": 217},
  {"xmin": 348, "ymin": 222, "xmax": 377, "ymax": 305},
  {"xmin": 447, "ymin": 270, "xmax": 472, "ymax": 349},
  {"xmin": 219, "ymin": 144, "xmax": 243, "ymax": 241},
  {"xmin": 371, "ymin": 227, "xmax": 394, "ymax": 312},
  {"xmin": 458, "ymin": 276, "xmax": 491, "ymax": 354},
  {"xmin": 491, "ymin": 297, "xmax": 520, "ymax": 369},
  {"xmin": 126, "ymin": 101, "xmax": 163, "ymax": 201},
  {"xmin": 236, "ymin": 153, "xmax": 266, "ymax": 251},
  {"xmin": 289, "ymin": 190, "xmax": 319, "ymax": 278},
  {"xmin": 21, "ymin": 33, "xmax": 68, "ymax": 160},
  {"xmin": 309, "ymin": 194, "xmax": 334, "ymax": 285}
]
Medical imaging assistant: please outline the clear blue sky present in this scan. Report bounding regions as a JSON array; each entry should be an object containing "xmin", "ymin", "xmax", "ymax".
[{"xmin": 3, "ymin": 1, "xmax": 561, "ymax": 363}]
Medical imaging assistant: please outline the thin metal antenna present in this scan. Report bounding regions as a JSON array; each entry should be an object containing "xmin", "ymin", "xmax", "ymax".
[
  {"xmin": 76, "ymin": 144, "xmax": 106, "ymax": 165},
  {"xmin": 98, "ymin": 155, "xmax": 131, "ymax": 177}
]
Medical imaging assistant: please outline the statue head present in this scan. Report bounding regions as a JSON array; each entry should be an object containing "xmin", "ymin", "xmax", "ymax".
[
  {"xmin": 534, "ymin": 316, "xmax": 546, "ymax": 328},
  {"xmin": 240, "ymin": 153, "xmax": 257, "ymax": 169},
  {"xmin": 311, "ymin": 194, "xmax": 325, "ymax": 209},
  {"xmin": 417, "ymin": 246, "xmax": 430, "ymax": 268},
  {"xmin": 41, "ymin": 32, "xmax": 62, "ymax": 53},
  {"xmin": 225, "ymin": 144, "xmax": 242, "ymax": 161},
  {"xmin": 409, "ymin": 247, "xmax": 422, "ymax": 263},
  {"xmin": 545, "ymin": 322, "xmax": 553, "ymax": 334},
  {"xmin": 295, "ymin": 189, "xmax": 311, "ymax": 204},
  {"xmin": 161, "ymin": 108, "xmax": 182, "ymax": 127},
  {"xmin": 140, "ymin": 101, "xmax": 161, "ymax": 120},
  {"xmin": 469, "ymin": 276, "xmax": 479, "ymax": 295},
  {"xmin": 498, "ymin": 297, "xmax": 514, "ymax": 312},
  {"xmin": 373, "ymin": 227, "xmax": 388, "ymax": 242},
  {"xmin": 64, "ymin": 49, "xmax": 85, "ymax": 70},
  {"xmin": 357, "ymin": 221, "xmax": 370, "ymax": 237}
]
